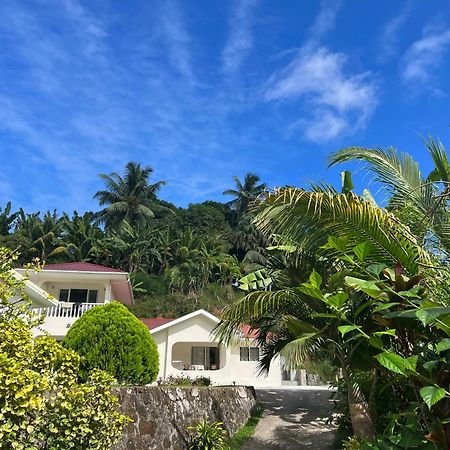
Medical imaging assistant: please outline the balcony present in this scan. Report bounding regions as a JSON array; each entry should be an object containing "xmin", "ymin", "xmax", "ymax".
[{"xmin": 32, "ymin": 302, "xmax": 100, "ymax": 319}]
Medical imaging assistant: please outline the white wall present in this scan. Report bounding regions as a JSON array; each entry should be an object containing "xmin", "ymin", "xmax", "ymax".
[{"xmin": 152, "ymin": 314, "xmax": 283, "ymax": 388}]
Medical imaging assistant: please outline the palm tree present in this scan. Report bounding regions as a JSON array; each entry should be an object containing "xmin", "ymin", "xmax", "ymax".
[
  {"xmin": 216, "ymin": 186, "xmax": 428, "ymax": 439},
  {"xmin": 93, "ymin": 162, "xmax": 166, "ymax": 229},
  {"xmin": 328, "ymin": 136, "xmax": 450, "ymax": 257},
  {"xmin": 60, "ymin": 211, "xmax": 103, "ymax": 261},
  {"xmin": 223, "ymin": 173, "xmax": 267, "ymax": 215},
  {"xmin": 14, "ymin": 210, "xmax": 66, "ymax": 262}
]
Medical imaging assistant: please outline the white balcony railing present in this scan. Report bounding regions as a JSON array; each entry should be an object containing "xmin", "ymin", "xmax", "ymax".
[{"xmin": 32, "ymin": 302, "xmax": 99, "ymax": 319}]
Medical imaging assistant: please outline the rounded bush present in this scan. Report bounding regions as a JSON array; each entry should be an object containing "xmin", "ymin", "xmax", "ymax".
[{"xmin": 63, "ymin": 302, "xmax": 159, "ymax": 384}]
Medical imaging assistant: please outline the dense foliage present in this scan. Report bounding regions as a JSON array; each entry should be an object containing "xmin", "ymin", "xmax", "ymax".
[
  {"xmin": 217, "ymin": 137, "xmax": 450, "ymax": 448},
  {"xmin": 63, "ymin": 302, "xmax": 159, "ymax": 384},
  {"xmin": 0, "ymin": 164, "xmax": 266, "ymax": 317},
  {"xmin": 0, "ymin": 248, "xmax": 130, "ymax": 450}
]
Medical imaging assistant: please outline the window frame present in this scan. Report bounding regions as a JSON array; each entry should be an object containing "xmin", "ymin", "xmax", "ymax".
[
  {"xmin": 240, "ymin": 346, "xmax": 260, "ymax": 362},
  {"xmin": 58, "ymin": 288, "xmax": 99, "ymax": 303}
]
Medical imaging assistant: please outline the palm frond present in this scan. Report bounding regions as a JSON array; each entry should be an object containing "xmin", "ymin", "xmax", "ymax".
[{"xmin": 253, "ymin": 188, "xmax": 426, "ymax": 274}]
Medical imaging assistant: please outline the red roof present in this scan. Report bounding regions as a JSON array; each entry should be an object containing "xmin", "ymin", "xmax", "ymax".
[
  {"xmin": 141, "ymin": 317, "xmax": 174, "ymax": 330},
  {"xmin": 43, "ymin": 262, "xmax": 126, "ymax": 273},
  {"xmin": 240, "ymin": 324, "xmax": 259, "ymax": 339}
]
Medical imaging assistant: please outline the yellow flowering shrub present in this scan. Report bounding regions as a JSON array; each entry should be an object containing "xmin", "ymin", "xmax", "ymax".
[{"xmin": 0, "ymin": 248, "xmax": 130, "ymax": 449}]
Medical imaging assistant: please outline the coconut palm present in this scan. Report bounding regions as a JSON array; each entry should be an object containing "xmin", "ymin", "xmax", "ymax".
[
  {"xmin": 223, "ymin": 173, "xmax": 267, "ymax": 215},
  {"xmin": 93, "ymin": 162, "xmax": 166, "ymax": 229},
  {"xmin": 328, "ymin": 136, "xmax": 450, "ymax": 256},
  {"xmin": 60, "ymin": 211, "xmax": 103, "ymax": 261},
  {"xmin": 13, "ymin": 210, "xmax": 66, "ymax": 262}
]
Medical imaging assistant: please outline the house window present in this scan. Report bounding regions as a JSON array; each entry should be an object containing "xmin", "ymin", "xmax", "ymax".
[
  {"xmin": 58, "ymin": 289, "xmax": 98, "ymax": 303},
  {"xmin": 240, "ymin": 347, "xmax": 260, "ymax": 362},
  {"xmin": 191, "ymin": 347, "xmax": 220, "ymax": 370}
]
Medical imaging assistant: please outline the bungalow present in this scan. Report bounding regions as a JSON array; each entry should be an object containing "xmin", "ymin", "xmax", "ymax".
[{"xmin": 142, "ymin": 309, "xmax": 285, "ymax": 387}]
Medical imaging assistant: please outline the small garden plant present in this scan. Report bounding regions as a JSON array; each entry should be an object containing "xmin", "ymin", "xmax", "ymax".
[{"xmin": 187, "ymin": 420, "xmax": 230, "ymax": 450}]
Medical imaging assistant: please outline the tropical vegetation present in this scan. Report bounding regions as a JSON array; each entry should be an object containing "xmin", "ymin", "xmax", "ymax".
[
  {"xmin": 6, "ymin": 136, "xmax": 450, "ymax": 447},
  {"xmin": 0, "ymin": 248, "xmax": 130, "ymax": 450},
  {"xmin": 0, "ymin": 163, "xmax": 263, "ymax": 318},
  {"xmin": 216, "ymin": 136, "xmax": 450, "ymax": 448}
]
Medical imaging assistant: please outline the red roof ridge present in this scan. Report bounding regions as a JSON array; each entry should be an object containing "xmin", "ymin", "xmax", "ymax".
[
  {"xmin": 140, "ymin": 317, "xmax": 175, "ymax": 330},
  {"xmin": 43, "ymin": 262, "xmax": 126, "ymax": 273}
]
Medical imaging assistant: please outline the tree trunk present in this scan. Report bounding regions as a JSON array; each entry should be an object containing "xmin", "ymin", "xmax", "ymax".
[{"xmin": 342, "ymin": 365, "xmax": 375, "ymax": 440}]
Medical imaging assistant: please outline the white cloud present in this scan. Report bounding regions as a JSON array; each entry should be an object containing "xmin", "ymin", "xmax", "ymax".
[
  {"xmin": 305, "ymin": 0, "xmax": 342, "ymax": 49},
  {"xmin": 401, "ymin": 23, "xmax": 450, "ymax": 89},
  {"xmin": 222, "ymin": 0, "xmax": 258, "ymax": 73},
  {"xmin": 159, "ymin": 0, "xmax": 194, "ymax": 82},
  {"xmin": 264, "ymin": 0, "xmax": 377, "ymax": 144},
  {"xmin": 378, "ymin": 2, "xmax": 413, "ymax": 62},
  {"xmin": 297, "ymin": 110, "xmax": 348, "ymax": 144},
  {"xmin": 265, "ymin": 47, "xmax": 378, "ymax": 143}
]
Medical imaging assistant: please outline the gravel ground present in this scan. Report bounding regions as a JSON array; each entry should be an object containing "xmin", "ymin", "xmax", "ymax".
[{"xmin": 243, "ymin": 387, "xmax": 337, "ymax": 450}]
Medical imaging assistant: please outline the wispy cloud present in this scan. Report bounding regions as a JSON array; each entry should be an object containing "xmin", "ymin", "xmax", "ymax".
[
  {"xmin": 222, "ymin": 0, "xmax": 258, "ymax": 73},
  {"xmin": 264, "ymin": 1, "xmax": 377, "ymax": 143},
  {"xmin": 304, "ymin": 0, "xmax": 342, "ymax": 49},
  {"xmin": 401, "ymin": 20, "xmax": 450, "ymax": 92},
  {"xmin": 378, "ymin": 2, "xmax": 414, "ymax": 63},
  {"xmin": 159, "ymin": 0, "xmax": 195, "ymax": 82}
]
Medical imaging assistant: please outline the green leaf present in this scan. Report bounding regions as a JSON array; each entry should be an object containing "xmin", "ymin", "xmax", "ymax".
[
  {"xmin": 366, "ymin": 263, "xmax": 386, "ymax": 276},
  {"xmin": 397, "ymin": 287, "xmax": 421, "ymax": 298},
  {"xmin": 405, "ymin": 355, "xmax": 418, "ymax": 371},
  {"xmin": 373, "ymin": 302, "xmax": 400, "ymax": 313},
  {"xmin": 311, "ymin": 313, "xmax": 339, "ymax": 319},
  {"xmin": 436, "ymin": 339, "xmax": 450, "ymax": 353},
  {"xmin": 345, "ymin": 276, "xmax": 382, "ymax": 298},
  {"xmin": 369, "ymin": 335, "xmax": 383, "ymax": 349},
  {"xmin": 353, "ymin": 242, "xmax": 373, "ymax": 262},
  {"xmin": 323, "ymin": 236, "xmax": 349, "ymax": 253},
  {"xmin": 298, "ymin": 284, "xmax": 325, "ymax": 301},
  {"xmin": 354, "ymin": 300, "xmax": 373, "ymax": 318},
  {"xmin": 325, "ymin": 292, "xmax": 348, "ymax": 309},
  {"xmin": 374, "ymin": 329, "xmax": 396, "ymax": 337},
  {"xmin": 420, "ymin": 386, "xmax": 446, "ymax": 409},
  {"xmin": 416, "ymin": 307, "xmax": 450, "ymax": 326},
  {"xmin": 423, "ymin": 360, "xmax": 440, "ymax": 372},
  {"xmin": 309, "ymin": 270, "xmax": 322, "ymax": 288},
  {"xmin": 375, "ymin": 352, "xmax": 415, "ymax": 375},
  {"xmin": 338, "ymin": 325, "xmax": 361, "ymax": 337}
]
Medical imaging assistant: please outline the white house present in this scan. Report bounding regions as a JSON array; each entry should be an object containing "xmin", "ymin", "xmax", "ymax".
[
  {"xmin": 15, "ymin": 263, "xmax": 299, "ymax": 387},
  {"xmin": 142, "ymin": 309, "xmax": 285, "ymax": 387},
  {"xmin": 16, "ymin": 261, "xmax": 133, "ymax": 339}
]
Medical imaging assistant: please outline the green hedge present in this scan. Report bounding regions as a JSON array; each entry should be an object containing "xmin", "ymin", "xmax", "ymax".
[{"xmin": 63, "ymin": 302, "xmax": 159, "ymax": 384}]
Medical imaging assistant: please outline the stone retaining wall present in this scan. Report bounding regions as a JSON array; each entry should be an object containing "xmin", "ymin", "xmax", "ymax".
[{"xmin": 112, "ymin": 386, "xmax": 257, "ymax": 450}]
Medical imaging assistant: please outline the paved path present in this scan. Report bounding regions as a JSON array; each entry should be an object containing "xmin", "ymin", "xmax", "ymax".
[{"xmin": 243, "ymin": 387, "xmax": 337, "ymax": 450}]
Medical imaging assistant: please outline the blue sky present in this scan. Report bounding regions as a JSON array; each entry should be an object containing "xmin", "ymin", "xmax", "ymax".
[{"xmin": 1, "ymin": 0, "xmax": 450, "ymax": 213}]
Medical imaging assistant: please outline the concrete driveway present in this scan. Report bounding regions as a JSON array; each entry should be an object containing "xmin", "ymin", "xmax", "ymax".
[{"xmin": 243, "ymin": 387, "xmax": 337, "ymax": 450}]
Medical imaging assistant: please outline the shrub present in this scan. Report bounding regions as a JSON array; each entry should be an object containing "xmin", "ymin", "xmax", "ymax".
[
  {"xmin": 0, "ymin": 248, "xmax": 130, "ymax": 450},
  {"xmin": 187, "ymin": 420, "xmax": 229, "ymax": 450},
  {"xmin": 159, "ymin": 374, "xmax": 211, "ymax": 387},
  {"xmin": 63, "ymin": 302, "xmax": 159, "ymax": 384}
]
